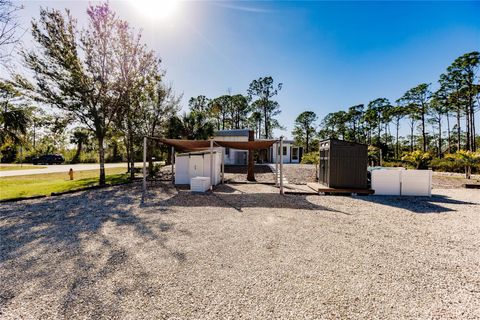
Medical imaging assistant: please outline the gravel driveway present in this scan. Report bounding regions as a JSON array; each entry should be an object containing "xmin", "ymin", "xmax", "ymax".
[{"xmin": 1, "ymin": 183, "xmax": 479, "ymax": 319}]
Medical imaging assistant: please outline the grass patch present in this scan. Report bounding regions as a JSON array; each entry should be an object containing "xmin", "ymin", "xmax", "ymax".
[
  {"xmin": 0, "ymin": 165, "xmax": 46, "ymax": 171},
  {"xmin": 0, "ymin": 167, "xmax": 129, "ymax": 200}
]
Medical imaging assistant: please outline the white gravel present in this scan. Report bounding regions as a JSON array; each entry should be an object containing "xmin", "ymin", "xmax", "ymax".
[{"xmin": 1, "ymin": 183, "xmax": 479, "ymax": 319}]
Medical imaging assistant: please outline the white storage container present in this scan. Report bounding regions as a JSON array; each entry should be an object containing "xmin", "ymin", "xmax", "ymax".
[
  {"xmin": 401, "ymin": 170, "xmax": 432, "ymax": 197},
  {"xmin": 174, "ymin": 149, "xmax": 222, "ymax": 186},
  {"xmin": 371, "ymin": 170, "xmax": 402, "ymax": 195},
  {"xmin": 190, "ymin": 176, "xmax": 211, "ymax": 192},
  {"xmin": 370, "ymin": 168, "xmax": 432, "ymax": 196}
]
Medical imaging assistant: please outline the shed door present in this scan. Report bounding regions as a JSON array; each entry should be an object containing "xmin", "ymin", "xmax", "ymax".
[
  {"xmin": 189, "ymin": 155, "xmax": 204, "ymax": 178},
  {"xmin": 319, "ymin": 149, "xmax": 329, "ymax": 185}
]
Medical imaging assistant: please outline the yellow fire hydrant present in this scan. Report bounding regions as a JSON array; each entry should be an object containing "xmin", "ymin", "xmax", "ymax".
[{"xmin": 69, "ymin": 168, "xmax": 74, "ymax": 180}]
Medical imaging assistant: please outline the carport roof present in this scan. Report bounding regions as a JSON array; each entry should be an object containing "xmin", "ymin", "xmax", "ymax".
[{"xmin": 158, "ymin": 138, "xmax": 277, "ymax": 152}]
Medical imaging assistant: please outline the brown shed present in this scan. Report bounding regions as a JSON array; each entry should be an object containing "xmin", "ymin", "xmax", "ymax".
[{"xmin": 318, "ymin": 139, "xmax": 368, "ymax": 189}]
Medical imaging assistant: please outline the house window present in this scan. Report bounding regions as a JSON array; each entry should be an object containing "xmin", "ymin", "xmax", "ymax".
[
  {"xmin": 292, "ymin": 147, "xmax": 298, "ymax": 160},
  {"xmin": 283, "ymin": 146, "xmax": 287, "ymax": 156},
  {"xmin": 225, "ymin": 147, "xmax": 230, "ymax": 156}
]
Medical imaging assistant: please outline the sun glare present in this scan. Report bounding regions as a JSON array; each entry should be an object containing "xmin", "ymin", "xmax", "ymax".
[{"xmin": 130, "ymin": 0, "xmax": 179, "ymax": 20}]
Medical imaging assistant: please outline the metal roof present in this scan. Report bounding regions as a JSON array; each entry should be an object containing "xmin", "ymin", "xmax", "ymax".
[{"xmin": 214, "ymin": 129, "xmax": 252, "ymax": 137}]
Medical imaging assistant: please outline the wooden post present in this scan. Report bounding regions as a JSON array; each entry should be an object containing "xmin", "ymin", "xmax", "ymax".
[
  {"xmin": 280, "ymin": 137, "xmax": 284, "ymax": 195},
  {"xmin": 221, "ymin": 147, "xmax": 225, "ymax": 184},
  {"xmin": 142, "ymin": 136, "xmax": 147, "ymax": 201},
  {"xmin": 275, "ymin": 142, "xmax": 279, "ymax": 187},
  {"xmin": 210, "ymin": 139, "xmax": 214, "ymax": 190},
  {"xmin": 171, "ymin": 146, "xmax": 175, "ymax": 183}
]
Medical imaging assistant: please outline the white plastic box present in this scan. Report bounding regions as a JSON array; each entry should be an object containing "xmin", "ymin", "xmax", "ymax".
[
  {"xmin": 371, "ymin": 170, "xmax": 402, "ymax": 195},
  {"xmin": 401, "ymin": 170, "xmax": 432, "ymax": 197},
  {"xmin": 190, "ymin": 176, "xmax": 211, "ymax": 192},
  {"xmin": 371, "ymin": 169, "xmax": 432, "ymax": 196}
]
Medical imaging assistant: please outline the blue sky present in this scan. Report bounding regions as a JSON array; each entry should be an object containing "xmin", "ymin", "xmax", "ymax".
[{"xmin": 14, "ymin": 1, "xmax": 480, "ymax": 138}]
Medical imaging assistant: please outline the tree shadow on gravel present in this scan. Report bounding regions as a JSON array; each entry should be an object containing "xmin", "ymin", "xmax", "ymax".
[
  {"xmin": 143, "ymin": 183, "xmax": 347, "ymax": 214},
  {"xmin": 0, "ymin": 184, "xmax": 185, "ymax": 318},
  {"xmin": 353, "ymin": 194, "xmax": 477, "ymax": 214}
]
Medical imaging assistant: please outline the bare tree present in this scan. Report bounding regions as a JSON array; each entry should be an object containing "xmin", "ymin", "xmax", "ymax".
[{"xmin": 0, "ymin": 0, "xmax": 23, "ymax": 64}]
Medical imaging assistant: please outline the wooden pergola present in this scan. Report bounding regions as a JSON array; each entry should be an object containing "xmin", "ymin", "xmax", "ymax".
[{"xmin": 141, "ymin": 136, "xmax": 286, "ymax": 198}]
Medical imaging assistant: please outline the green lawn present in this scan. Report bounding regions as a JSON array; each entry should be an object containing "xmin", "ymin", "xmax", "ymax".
[
  {"xmin": 0, "ymin": 167, "xmax": 129, "ymax": 200},
  {"xmin": 0, "ymin": 165, "xmax": 46, "ymax": 171}
]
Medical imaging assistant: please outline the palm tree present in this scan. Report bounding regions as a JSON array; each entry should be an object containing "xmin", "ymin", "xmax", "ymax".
[
  {"xmin": 70, "ymin": 128, "xmax": 91, "ymax": 164},
  {"xmin": 167, "ymin": 112, "xmax": 215, "ymax": 141}
]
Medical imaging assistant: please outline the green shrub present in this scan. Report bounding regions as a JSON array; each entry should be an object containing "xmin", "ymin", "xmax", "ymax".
[
  {"xmin": 430, "ymin": 157, "xmax": 462, "ymax": 173},
  {"xmin": 382, "ymin": 161, "xmax": 412, "ymax": 169},
  {"xmin": 149, "ymin": 163, "xmax": 163, "ymax": 176},
  {"xmin": 63, "ymin": 149, "xmax": 98, "ymax": 164},
  {"xmin": 301, "ymin": 152, "xmax": 319, "ymax": 164},
  {"xmin": 401, "ymin": 150, "xmax": 433, "ymax": 169},
  {"xmin": 444, "ymin": 150, "xmax": 480, "ymax": 178}
]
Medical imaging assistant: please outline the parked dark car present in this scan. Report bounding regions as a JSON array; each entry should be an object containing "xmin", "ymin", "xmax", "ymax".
[{"xmin": 32, "ymin": 154, "xmax": 65, "ymax": 165}]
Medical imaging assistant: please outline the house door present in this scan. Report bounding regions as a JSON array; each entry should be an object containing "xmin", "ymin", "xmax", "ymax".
[
  {"xmin": 189, "ymin": 155, "xmax": 204, "ymax": 178},
  {"xmin": 292, "ymin": 147, "xmax": 299, "ymax": 162}
]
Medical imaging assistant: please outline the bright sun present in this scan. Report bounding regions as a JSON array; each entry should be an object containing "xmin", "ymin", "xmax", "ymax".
[{"xmin": 130, "ymin": 0, "xmax": 179, "ymax": 20}]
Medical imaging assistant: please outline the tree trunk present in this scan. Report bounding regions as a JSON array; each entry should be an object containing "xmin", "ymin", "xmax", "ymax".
[
  {"xmin": 410, "ymin": 123, "xmax": 414, "ymax": 152},
  {"xmin": 264, "ymin": 104, "xmax": 269, "ymax": 139},
  {"xmin": 33, "ymin": 122, "xmax": 36, "ymax": 150},
  {"xmin": 98, "ymin": 136, "xmax": 106, "ymax": 185},
  {"xmin": 396, "ymin": 122, "xmax": 399, "ymax": 159},
  {"xmin": 465, "ymin": 165, "xmax": 471, "ymax": 179},
  {"xmin": 465, "ymin": 106, "xmax": 471, "ymax": 151},
  {"xmin": 446, "ymin": 113, "xmax": 451, "ymax": 153},
  {"xmin": 470, "ymin": 96, "xmax": 476, "ymax": 151},
  {"xmin": 438, "ymin": 118, "xmax": 442, "ymax": 158},
  {"xmin": 129, "ymin": 132, "xmax": 135, "ymax": 180},
  {"xmin": 306, "ymin": 131, "xmax": 309, "ymax": 153},
  {"xmin": 125, "ymin": 138, "xmax": 131, "ymax": 172},
  {"xmin": 72, "ymin": 142, "xmax": 82, "ymax": 164},
  {"xmin": 421, "ymin": 106, "xmax": 427, "ymax": 152},
  {"xmin": 456, "ymin": 110, "xmax": 461, "ymax": 151}
]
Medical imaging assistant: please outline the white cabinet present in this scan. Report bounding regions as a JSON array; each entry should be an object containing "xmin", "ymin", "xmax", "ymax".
[{"xmin": 174, "ymin": 149, "xmax": 222, "ymax": 186}]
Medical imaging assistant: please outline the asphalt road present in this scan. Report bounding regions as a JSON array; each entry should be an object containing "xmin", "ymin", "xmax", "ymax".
[{"xmin": 0, "ymin": 163, "xmax": 142, "ymax": 177}]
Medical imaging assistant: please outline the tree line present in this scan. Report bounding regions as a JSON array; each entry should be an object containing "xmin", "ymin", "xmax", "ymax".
[
  {"xmin": 183, "ymin": 76, "xmax": 283, "ymax": 140},
  {"xmin": 292, "ymin": 51, "xmax": 480, "ymax": 160}
]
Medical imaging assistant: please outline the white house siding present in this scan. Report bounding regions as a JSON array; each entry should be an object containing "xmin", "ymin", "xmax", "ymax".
[
  {"xmin": 270, "ymin": 142, "xmax": 302, "ymax": 164},
  {"xmin": 214, "ymin": 135, "xmax": 249, "ymax": 165}
]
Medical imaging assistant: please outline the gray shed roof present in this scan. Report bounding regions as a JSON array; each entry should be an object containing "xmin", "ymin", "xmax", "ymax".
[{"xmin": 214, "ymin": 129, "xmax": 252, "ymax": 137}]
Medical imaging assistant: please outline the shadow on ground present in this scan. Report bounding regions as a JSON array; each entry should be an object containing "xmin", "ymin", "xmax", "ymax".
[
  {"xmin": 143, "ymin": 183, "xmax": 346, "ymax": 214},
  {"xmin": 0, "ymin": 184, "xmax": 182, "ymax": 318},
  {"xmin": 353, "ymin": 193, "xmax": 477, "ymax": 214}
]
